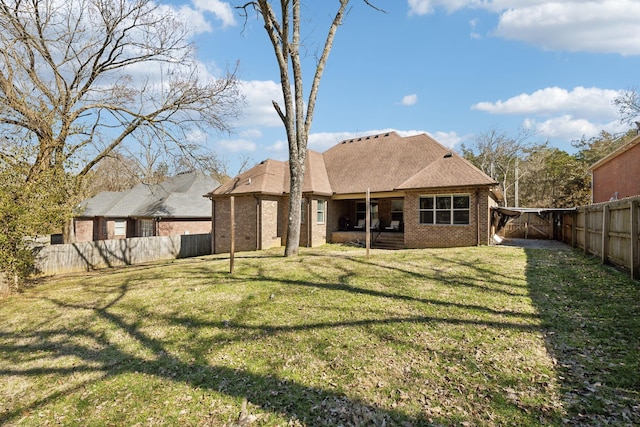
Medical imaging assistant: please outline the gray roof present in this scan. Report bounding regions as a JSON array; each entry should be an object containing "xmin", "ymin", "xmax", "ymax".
[{"xmin": 78, "ymin": 171, "xmax": 219, "ymax": 219}]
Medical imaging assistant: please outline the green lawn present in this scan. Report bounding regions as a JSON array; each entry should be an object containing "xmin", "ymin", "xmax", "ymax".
[{"xmin": 0, "ymin": 244, "xmax": 638, "ymax": 426}]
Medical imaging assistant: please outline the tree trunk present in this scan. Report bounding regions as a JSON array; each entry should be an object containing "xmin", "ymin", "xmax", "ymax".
[{"xmin": 285, "ymin": 156, "xmax": 305, "ymax": 257}]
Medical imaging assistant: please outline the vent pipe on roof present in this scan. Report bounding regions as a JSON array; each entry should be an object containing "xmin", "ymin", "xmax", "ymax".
[{"xmin": 443, "ymin": 151, "xmax": 453, "ymax": 158}]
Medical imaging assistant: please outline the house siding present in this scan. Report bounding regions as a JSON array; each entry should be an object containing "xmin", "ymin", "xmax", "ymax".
[{"xmin": 592, "ymin": 142, "xmax": 640, "ymax": 203}]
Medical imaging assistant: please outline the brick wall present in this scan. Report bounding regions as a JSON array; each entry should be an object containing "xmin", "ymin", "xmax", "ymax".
[
  {"xmin": 299, "ymin": 197, "xmax": 328, "ymax": 248},
  {"xmin": 211, "ymin": 188, "xmax": 498, "ymax": 253},
  {"xmin": 260, "ymin": 197, "xmax": 282, "ymax": 249},
  {"xmin": 157, "ymin": 219, "xmax": 211, "ymax": 236},
  {"xmin": 74, "ymin": 219, "xmax": 95, "ymax": 243},
  {"xmin": 404, "ymin": 187, "xmax": 496, "ymax": 248},
  {"xmin": 592, "ymin": 143, "xmax": 640, "ymax": 203},
  {"xmin": 310, "ymin": 198, "xmax": 328, "ymax": 247},
  {"xmin": 212, "ymin": 196, "xmax": 259, "ymax": 254}
]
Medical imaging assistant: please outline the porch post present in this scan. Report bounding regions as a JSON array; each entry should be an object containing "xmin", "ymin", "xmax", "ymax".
[{"xmin": 366, "ymin": 189, "xmax": 370, "ymax": 256}]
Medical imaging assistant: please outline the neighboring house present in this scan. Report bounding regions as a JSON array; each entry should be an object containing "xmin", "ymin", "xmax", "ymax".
[
  {"xmin": 74, "ymin": 170, "xmax": 219, "ymax": 243},
  {"xmin": 206, "ymin": 132, "xmax": 502, "ymax": 253},
  {"xmin": 589, "ymin": 133, "xmax": 640, "ymax": 203}
]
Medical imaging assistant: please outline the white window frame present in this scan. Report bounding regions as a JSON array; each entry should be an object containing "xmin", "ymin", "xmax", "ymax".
[
  {"xmin": 114, "ymin": 219, "xmax": 126, "ymax": 236},
  {"xmin": 316, "ymin": 200, "xmax": 326, "ymax": 224},
  {"xmin": 419, "ymin": 194, "xmax": 470, "ymax": 225}
]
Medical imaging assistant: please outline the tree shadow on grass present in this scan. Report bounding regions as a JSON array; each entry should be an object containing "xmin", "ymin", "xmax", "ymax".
[
  {"xmin": 1, "ymin": 249, "xmax": 565, "ymax": 426},
  {"xmin": 525, "ymin": 247, "xmax": 640, "ymax": 425},
  {"xmin": 0, "ymin": 281, "xmax": 431, "ymax": 426}
]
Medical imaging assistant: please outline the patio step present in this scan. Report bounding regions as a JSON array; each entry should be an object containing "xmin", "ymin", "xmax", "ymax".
[{"xmin": 372, "ymin": 233, "xmax": 404, "ymax": 250}]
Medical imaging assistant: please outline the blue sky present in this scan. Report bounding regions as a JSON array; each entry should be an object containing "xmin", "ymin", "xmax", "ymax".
[{"xmin": 160, "ymin": 0, "xmax": 640, "ymax": 173}]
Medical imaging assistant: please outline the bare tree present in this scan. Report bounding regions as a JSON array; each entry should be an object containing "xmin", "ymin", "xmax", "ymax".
[
  {"xmin": 238, "ymin": 0, "xmax": 381, "ymax": 257},
  {"xmin": 81, "ymin": 152, "xmax": 141, "ymax": 196},
  {"xmin": 0, "ymin": 0, "xmax": 242, "ymax": 183},
  {"xmin": 614, "ymin": 87, "xmax": 640, "ymax": 125},
  {"xmin": 460, "ymin": 128, "xmax": 536, "ymax": 207},
  {"xmin": 0, "ymin": 0, "xmax": 242, "ymax": 283}
]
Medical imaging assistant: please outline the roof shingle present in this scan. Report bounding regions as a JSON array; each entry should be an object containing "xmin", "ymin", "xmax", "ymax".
[
  {"xmin": 78, "ymin": 170, "xmax": 220, "ymax": 218},
  {"xmin": 207, "ymin": 132, "xmax": 497, "ymax": 197}
]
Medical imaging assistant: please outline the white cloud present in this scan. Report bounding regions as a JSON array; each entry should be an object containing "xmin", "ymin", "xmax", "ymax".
[
  {"xmin": 265, "ymin": 139, "xmax": 289, "ymax": 161},
  {"xmin": 216, "ymin": 138, "xmax": 257, "ymax": 152},
  {"xmin": 471, "ymin": 86, "xmax": 631, "ymax": 143},
  {"xmin": 407, "ymin": 0, "xmax": 640, "ymax": 56},
  {"xmin": 523, "ymin": 115, "xmax": 627, "ymax": 140},
  {"xmin": 235, "ymin": 80, "xmax": 285, "ymax": 128},
  {"xmin": 400, "ymin": 94, "xmax": 418, "ymax": 106},
  {"xmin": 173, "ymin": 5, "xmax": 212, "ymax": 33},
  {"xmin": 427, "ymin": 131, "xmax": 463, "ymax": 148},
  {"xmin": 494, "ymin": 1, "xmax": 640, "ymax": 56},
  {"xmin": 239, "ymin": 128, "xmax": 263, "ymax": 139},
  {"xmin": 164, "ymin": 0, "xmax": 236, "ymax": 34},
  {"xmin": 193, "ymin": 0, "xmax": 236, "ymax": 28},
  {"xmin": 407, "ymin": 0, "xmax": 477, "ymax": 15},
  {"xmin": 472, "ymin": 86, "xmax": 621, "ymax": 120}
]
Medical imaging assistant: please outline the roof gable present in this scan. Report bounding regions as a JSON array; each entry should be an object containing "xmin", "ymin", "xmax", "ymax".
[
  {"xmin": 209, "ymin": 159, "xmax": 287, "ymax": 196},
  {"xmin": 397, "ymin": 152, "xmax": 497, "ymax": 190}
]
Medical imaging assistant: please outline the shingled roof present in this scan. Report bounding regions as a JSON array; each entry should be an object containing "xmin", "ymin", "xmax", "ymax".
[
  {"xmin": 78, "ymin": 170, "xmax": 220, "ymax": 218},
  {"xmin": 207, "ymin": 132, "xmax": 496, "ymax": 197}
]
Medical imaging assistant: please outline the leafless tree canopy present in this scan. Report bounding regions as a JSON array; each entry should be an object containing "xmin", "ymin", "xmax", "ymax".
[
  {"xmin": 0, "ymin": 0, "xmax": 242, "ymax": 181},
  {"xmin": 614, "ymin": 88, "xmax": 640, "ymax": 125}
]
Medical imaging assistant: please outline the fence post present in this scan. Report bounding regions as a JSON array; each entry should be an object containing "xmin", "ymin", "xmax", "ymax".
[
  {"xmin": 584, "ymin": 207, "xmax": 589, "ymax": 255},
  {"xmin": 631, "ymin": 200, "xmax": 639, "ymax": 280},
  {"xmin": 571, "ymin": 211, "xmax": 578, "ymax": 248},
  {"xmin": 601, "ymin": 204, "xmax": 610, "ymax": 264}
]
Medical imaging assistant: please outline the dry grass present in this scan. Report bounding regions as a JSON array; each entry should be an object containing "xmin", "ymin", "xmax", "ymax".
[{"xmin": 0, "ymin": 244, "xmax": 638, "ymax": 426}]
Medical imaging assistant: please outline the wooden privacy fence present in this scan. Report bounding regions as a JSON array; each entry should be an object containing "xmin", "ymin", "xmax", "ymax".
[
  {"xmin": 34, "ymin": 234, "xmax": 212, "ymax": 276},
  {"xmin": 561, "ymin": 196, "xmax": 640, "ymax": 280}
]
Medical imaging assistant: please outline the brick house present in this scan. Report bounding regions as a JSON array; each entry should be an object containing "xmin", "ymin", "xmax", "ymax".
[
  {"xmin": 73, "ymin": 170, "xmax": 219, "ymax": 242},
  {"xmin": 589, "ymin": 133, "xmax": 640, "ymax": 203},
  {"xmin": 206, "ymin": 132, "xmax": 502, "ymax": 253}
]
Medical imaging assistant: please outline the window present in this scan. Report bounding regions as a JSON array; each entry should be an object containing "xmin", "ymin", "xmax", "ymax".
[
  {"xmin": 419, "ymin": 195, "xmax": 470, "ymax": 225},
  {"xmin": 114, "ymin": 220, "xmax": 126, "ymax": 236},
  {"xmin": 140, "ymin": 219, "xmax": 154, "ymax": 237},
  {"xmin": 301, "ymin": 199, "xmax": 306, "ymax": 224},
  {"xmin": 316, "ymin": 200, "xmax": 326, "ymax": 224}
]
